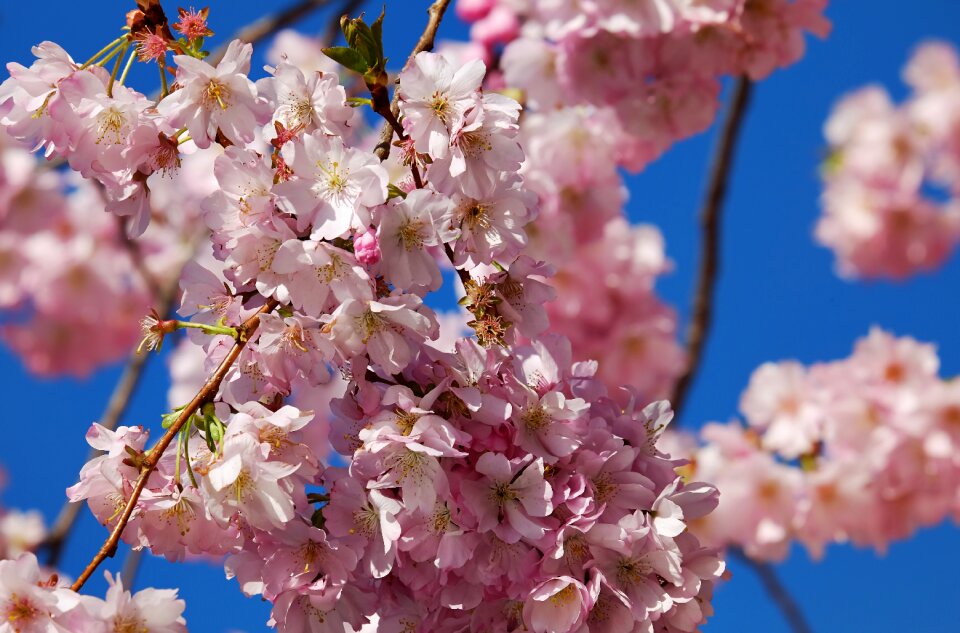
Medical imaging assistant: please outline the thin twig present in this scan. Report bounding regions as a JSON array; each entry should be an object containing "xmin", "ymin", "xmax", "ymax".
[
  {"xmin": 373, "ymin": 0, "xmax": 452, "ymax": 161},
  {"xmin": 670, "ymin": 78, "xmax": 753, "ymax": 421},
  {"xmin": 70, "ymin": 299, "xmax": 278, "ymax": 591},
  {"xmin": 207, "ymin": 0, "xmax": 339, "ymax": 66},
  {"xmin": 44, "ymin": 0, "xmax": 361, "ymax": 571},
  {"xmin": 43, "ymin": 271, "xmax": 180, "ymax": 568},
  {"xmin": 730, "ymin": 548, "xmax": 814, "ymax": 633}
]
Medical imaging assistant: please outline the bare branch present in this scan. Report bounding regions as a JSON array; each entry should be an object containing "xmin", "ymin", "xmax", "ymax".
[
  {"xmin": 373, "ymin": 0, "xmax": 453, "ymax": 161},
  {"xmin": 69, "ymin": 299, "xmax": 278, "ymax": 592},
  {"xmin": 730, "ymin": 548, "xmax": 814, "ymax": 633},
  {"xmin": 670, "ymin": 78, "xmax": 753, "ymax": 421}
]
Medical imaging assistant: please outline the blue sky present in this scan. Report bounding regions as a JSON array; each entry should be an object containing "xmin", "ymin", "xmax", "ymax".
[{"xmin": 1, "ymin": 1, "xmax": 959, "ymax": 631}]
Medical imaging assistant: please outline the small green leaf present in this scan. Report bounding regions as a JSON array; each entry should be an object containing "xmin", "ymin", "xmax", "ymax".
[
  {"xmin": 322, "ymin": 46, "xmax": 369, "ymax": 74},
  {"xmin": 387, "ymin": 184, "xmax": 408, "ymax": 200},
  {"xmin": 371, "ymin": 6, "xmax": 386, "ymax": 62},
  {"xmin": 347, "ymin": 96, "xmax": 373, "ymax": 107}
]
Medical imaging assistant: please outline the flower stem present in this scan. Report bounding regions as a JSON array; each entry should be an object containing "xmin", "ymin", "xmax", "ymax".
[
  {"xmin": 158, "ymin": 63, "xmax": 169, "ymax": 99},
  {"xmin": 176, "ymin": 321, "xmax": 240, "ymax": 338},
  {"xmin": 106, "ymin": 42, "xmax": 130, "ymax": 98},
  {"xmin": 80, "ymin": 36, "xmax": 127, "ymax": 69},
  {"xmin": 118, "ymin": 45, "xmax": 138, "ymax": 87}
]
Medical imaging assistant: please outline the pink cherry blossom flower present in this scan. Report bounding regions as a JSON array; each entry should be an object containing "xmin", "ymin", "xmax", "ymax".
[
  {"xmin": 258, "ymin": 62, "xmax": 358, "ymax": 138},
  {"xmin": 398, "ymin": 52, "xmax": 486, "ymax": 159},
  {"xmin": 522, "ymin": 576, "xmax": 594, "ymax": 633},
  {"xmin": 157, "ymin": 40, "xmax": 267, "ymax": 149},
  {"xmin": 83, "ymin": 573, "xmax": 187, "ymax": 633},
  {"xmin": 274, "ymin": 131, "xmax": 388, "ymax": 240},
  {"xmin": 203, "ymin": 432, "xmax": 300, "ymax": 531},
  {"xmin": 327, "ymin": 296, "xmax": 439, "ymax": 374},
  {"xmin": 377, "ymin": 188, "xmax": 456, "ymax": 291},
  {"xmin": 271, "ymin": 239, "xmax": 373, "ymax": 317},
  {"xmin": 460, "ymin": 453, "xmax": 553, "ymax": 544}
]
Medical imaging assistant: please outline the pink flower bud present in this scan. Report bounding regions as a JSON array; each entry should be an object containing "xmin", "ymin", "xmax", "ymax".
[
  {"xmin": 456, "ymin": 0, "xmax": 495, "ymax": 23},
  {"xmin": 470, "ymin": 6, "xmax": 520, "ymax": 47},
  {"xmin": 354, "ymin": 229, "xmax": 382, "ymax": 266}
]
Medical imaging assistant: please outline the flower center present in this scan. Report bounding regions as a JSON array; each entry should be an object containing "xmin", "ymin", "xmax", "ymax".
[
  {"xmin": 352, "ymin": 505, "xmax": 380, "ymax": 537},
  {"xmin": 356, "ymin": 309, "xmax": 387, "ymax": 343},
  {"xmin": 459, "ymin": 130, "xmax": 492, "ymax": 158},
  {"xmin": 550, "ymin": 584, "xmax": 578, "ymax": 607},
  {"xmin": 203, "ymin": 79, "xmax": 231, "ymax": 110},
  {"xmin": 490, "ymin": 481, "xmax": 518, "ymax": 507},
  {"xmin": 232, "ymin": 468, "xmax": 254, "ymax": 504},
  {"xmin": 430, "ymin": 90, "xmax": 450, "ymax": 122},
  {"xmin": 394, "ymin": 410, "xmax": 421, "ymax": 436},
  {"xmin": 592, "ymin": 472, "xmax": 618, "ymax": 504},
  {"xmin": 160, "ymin": 496, "xmax": 196, "ymax": 536},
  {"xmin": 616, "ymin": 556, "xmax": 652, "ymax": 586},
  {"xmin": 431, "ymin": 504, "xmax": 451, "ymax": 534},
  {"xmin": 521, "ymin": 404, "xmax": 552, "ymax": 431},
  {"xmin": 113, "ymin": 614, "xmax": 148, "ymax": 633},
  {"xmin": 96, "ymin": 107, "xmax": 128, "ymax": 145},
  {"xmin": 6, "ymin": 594, "xmax": 41, "ymax": 625},
  {"xmin": 462, "ymin": 202, "xmax": 492, "ymax": 230},
  {"xmin": 397, "ymin": 218, "xmax": 426, "ymax": 250}
]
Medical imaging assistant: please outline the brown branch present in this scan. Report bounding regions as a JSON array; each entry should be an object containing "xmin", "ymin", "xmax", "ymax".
[
  {"xmin": 69, "ymin": 299, "xmax": 278, "ymax": 592},
  {"xmin": 44, "ymin": 0, "xmax": 361, "ymax": 568},
  {"xmin": 730, "ymin": 548, "xmax": 814, "ymax": 633},
  {"xmin": 373, "ymin": 0, "xmax": 452, "ymax": 161},
  {"xmin": 670, "ymin": 78, "xmax": 753, "ymax": 421},
  {"xmin": 43, "ymin": 267, "xmax": 182, "ymax": 568},
  {"xmin": 207, "ymin": 0, "xmax": 340, "ymax": 65}
]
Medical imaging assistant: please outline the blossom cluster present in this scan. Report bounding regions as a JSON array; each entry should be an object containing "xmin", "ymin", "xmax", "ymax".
[
  {"xmin": 666, "ymin": 328, "xmax": 960, "ymax": 560},
  {"xmin": 432, "ymin": 0, "xmax": 831, "ymax": 402},
  {"xmin": 459, "ymin": 0, "xmax": 831, "ymax": 172},
  {"xmin": 0, "ymin": 10, "xmax": 728, "ymax": 630},
  {"xmin": 0, "ymin": 479, "xmax": 188, "ymax": 631},
  {"xmin": 0, "ymin": 128, "xmax": 192, "ymax": 375},
  {"xmin": 0, "ymin": 553, "xmax": 188, "ymax": 632},
  {"xmin": 817, "ymin": 41, "xmax": 960, "ymax": 278}
]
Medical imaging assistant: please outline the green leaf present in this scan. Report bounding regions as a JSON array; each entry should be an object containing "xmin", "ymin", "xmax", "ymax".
[
  {"xmin": 347, "ymin": 96, "xmax": 373, "ymax": 107},
  {"xmin": 387, "ymin": 184, "xmax": 408, "ymax": 200},
  {"xmin": 371, "ymin": 6, "xmax": 386, "ymax": 62},
  {"xmin": 322, "ymin": 46, "xmax": 369, "ymax": 74}
]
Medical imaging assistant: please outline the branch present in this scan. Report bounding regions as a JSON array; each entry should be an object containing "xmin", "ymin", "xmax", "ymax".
[
  {"xmin": 373, "ymin": 0, "xmax": 453, "ymax": 161},
  {"xmin": 670, "ymin": 78, "xmax": 753, "ymax": 421},
  {"xmin": 207, "ymin": 0, "xmax": 341, "ymax": 65},
  {"xmin": 69, "ymin": 299, "xmax": 278, "ymax": 592},
  {"xmin": 43, "ymin": 268, "xmax": 181, "ymax": 568},
  {"xmin": 730, "ymin": 548, "xmax": 814, "ymax": 633},
  {"xmin": 44, "ymin": 0, "xmax": 363, "ymax": 570}
]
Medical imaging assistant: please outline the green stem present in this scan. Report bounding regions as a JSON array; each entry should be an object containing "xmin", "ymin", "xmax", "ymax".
[
  {"xmin": 106, "ymin": 42, "xmax": 130, "ymax": 98},
  {"xmin": 182, "ymin": 417, "xmax": 199, "ymax": 489},
  {"xmin": 80, "ymin": 36, "xmax": 127, "ymax": 69},
  {"xmin": 176, "ymin": 321, "xmax": 239, "ymax": 338},
  {"xmin": 159, "ymin": 62, "xmax": 170, "ymax": 99},
  {"xmin": 119, "ymin": 45, "xmax": 138, "ymax": 87}
]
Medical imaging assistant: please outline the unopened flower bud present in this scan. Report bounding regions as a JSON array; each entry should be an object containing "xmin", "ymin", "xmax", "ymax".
[{"xmin": 354, "ymin": 228, "xmax": 382, "ymax": 266}]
